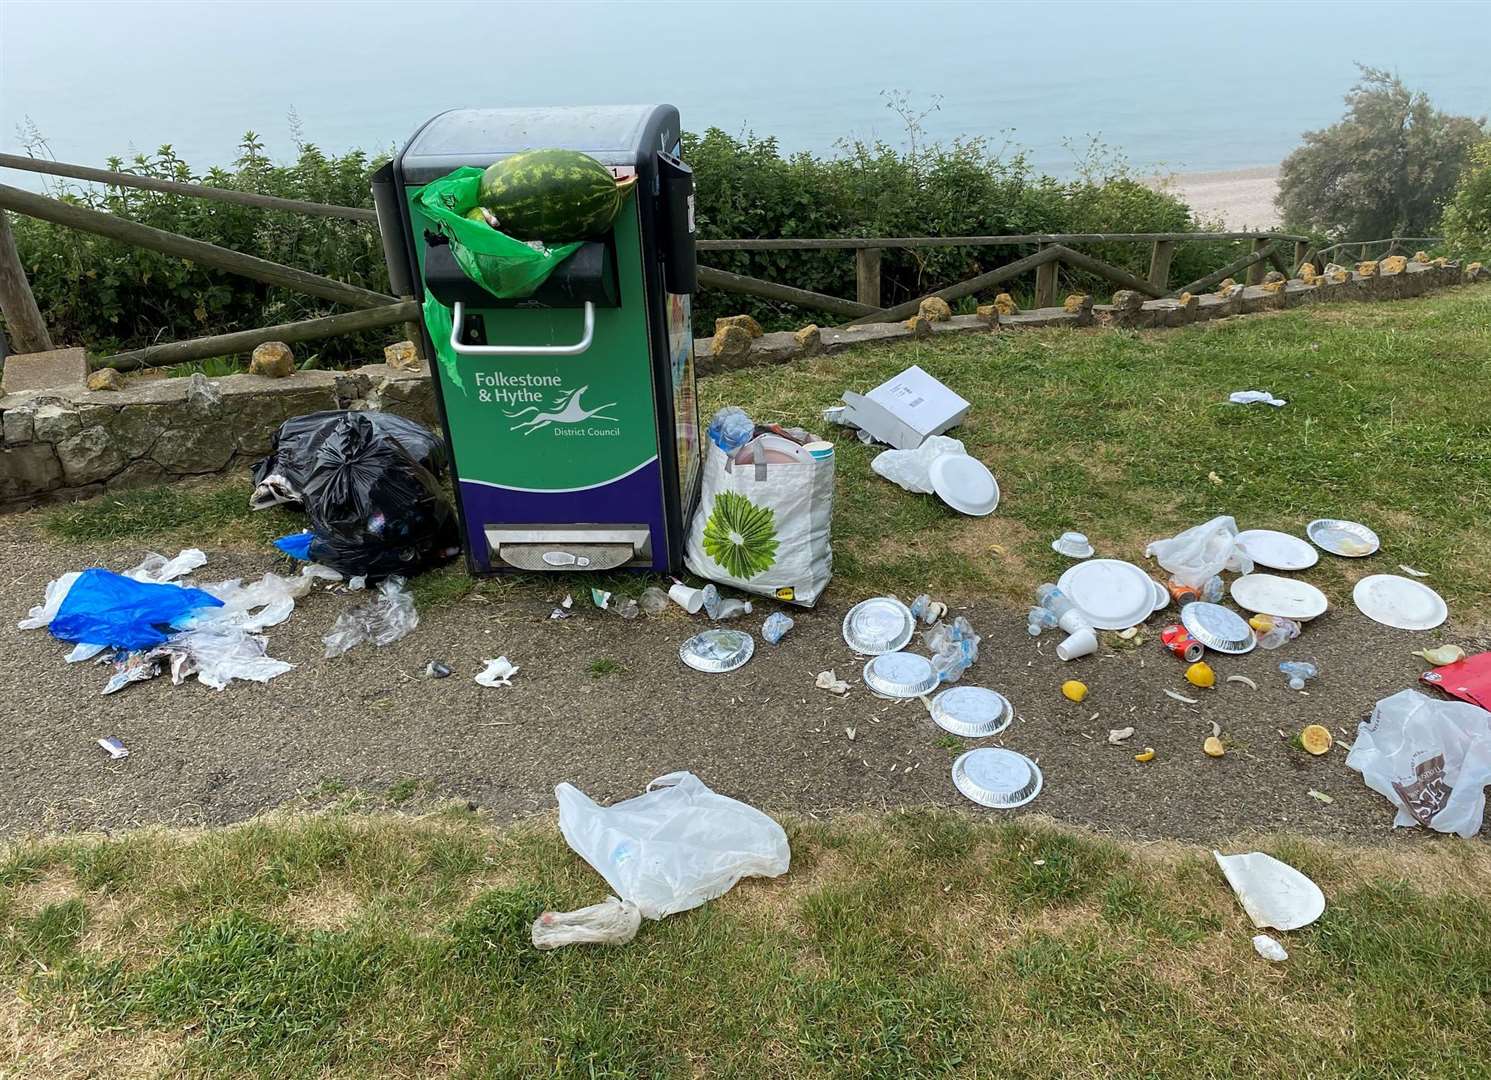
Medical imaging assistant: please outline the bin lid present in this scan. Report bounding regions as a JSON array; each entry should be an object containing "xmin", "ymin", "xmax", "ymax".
[{"xmin": 399, "ymin": 105, "xmax": 677, "ymax": 183}]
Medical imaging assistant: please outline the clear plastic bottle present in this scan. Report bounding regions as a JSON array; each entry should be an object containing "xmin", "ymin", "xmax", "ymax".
[
  {"xmin": 1034, "ymin": 583, "xmax": 1090, "ymax": 634},
  {"xmin": 1201, "ymin": 575, "xmax": 1225, "ymax": 603},
  {"xmin": 712, "ymin": 598, "xmax": 752, "ymax": 620},
  {"xmin": 931, "ymin": 648, "xmax": 971, "ymax": 683},
  {"xmin": 616, "ymin": 598, "xmax": 639, "ymax": 619},
  {"xmin": 1027, "ymin": 606, "xmax": 1059, "ymax": 636},
  {"xmin": 701, "ymin": 584, "xmax": 721, "ymax": 620},
  {"xmin": 761, "ymin": 611, "xmax": 794, "ymax": 644},
  {"xmin": 926, "ymin": 616, "xmax": 980, "ymax": 655},
  {"xmin": 1279, "ymin": 660, "xmax": 1317, "ymax": 690},
  {"xmin": 639, "ymin": 586, "xmax": 670, "ymax": 616},
  {"xmin": 1257, "ymin": 616, "xmax": 1302, "ymax": 650},
  {"xmin": 909, "ymin": 594, "xmax": 936, "ymax": 625},
  {"xmin": 707, "ymin": 407, "xmax": 754, "ymax": 452}
]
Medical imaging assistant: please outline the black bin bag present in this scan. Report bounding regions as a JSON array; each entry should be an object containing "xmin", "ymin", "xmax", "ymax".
[
  {"xmin": 251, "ymin": 410, "xmax": 447, "ymax": 511},
  {"xmin": 296, "ymin": 413, "xmax": 458, "ymax": 578}
]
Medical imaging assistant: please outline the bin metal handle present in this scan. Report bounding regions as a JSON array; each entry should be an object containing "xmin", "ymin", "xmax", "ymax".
[{"xmin": 449, "ymin": 301, "xmax": 595, "ymax": 356}]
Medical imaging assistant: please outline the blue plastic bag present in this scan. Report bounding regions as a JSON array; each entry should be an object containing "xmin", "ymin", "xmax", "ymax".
[
  {"xmin": 274, "ymin": 531, "xmax": 314, "ymax": 560},
  {"xmin": 49, "ymin": 569, "xmax": 223, "ymax": 650}
]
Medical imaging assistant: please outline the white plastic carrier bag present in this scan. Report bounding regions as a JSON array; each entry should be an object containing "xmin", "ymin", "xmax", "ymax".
[{"xmin": 555, "ymin": 771, "xmax": 790, "ymax": 920}]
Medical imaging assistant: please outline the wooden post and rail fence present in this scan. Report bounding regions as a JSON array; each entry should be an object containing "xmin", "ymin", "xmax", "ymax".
[{"xmin": 0, "ymin": 151, "xmax": 1446, "ymax": 373}]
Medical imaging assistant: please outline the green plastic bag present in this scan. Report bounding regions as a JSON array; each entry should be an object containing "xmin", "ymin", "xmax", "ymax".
[
  {"xmin": 422, "ymin": 292, "xmax": 462, "ymax": 393},
  {"xmin": 416, "ymin": 167, "xmax": 582, "ymax": 300}
]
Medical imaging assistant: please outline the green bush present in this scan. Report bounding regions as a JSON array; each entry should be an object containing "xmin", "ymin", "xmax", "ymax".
[
  {"xmin": 11, "ymin": 133, "xmax": 390, "ymax": 365},
  {"xmin": 6, "ymin": 125, "xmax": 1232, "ymax": 360},
  {"xmin": 686, "ymin": 128, "xmax": 1226, "ymax": 330},
  {"xmin": 1443, "ymin": 139, "xmax": 1491, "ymax": 260}
]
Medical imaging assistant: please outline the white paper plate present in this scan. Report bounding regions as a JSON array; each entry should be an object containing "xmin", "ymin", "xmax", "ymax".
[
  {"xmin": 928, "ymin": 453, "xmax": 999, "ymax": 516},
  {"xmin": 1229, "ymin": 574, "xmax": 1329, "ymax": 621},
  {"xmin": 1058, "ymin": 559, "xmax": 1158, "ymax": 630},
  {"xmin": 1151, "ymin": 578, "xmax": 1169, "ymax": 613},
  {"xmin": 1214, "ymin": 850, "xmax": 1325, "ymax": 931},
  {"xmin": 1352, "ymin": 574, "xmax": 1447, "ymax": 631},
  {"xmin": 1307, "ymin": 518, "xmax": 1380, "ymax": 558},
  {"xmin": 1236, "ymin": 529, "xmax": 1319, "ymax": 571}
]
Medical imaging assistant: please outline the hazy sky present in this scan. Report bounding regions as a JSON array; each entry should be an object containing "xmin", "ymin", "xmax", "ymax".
[{"xmin": 2, "ymin": 0, "xmax": 1488, "ymax": 176}]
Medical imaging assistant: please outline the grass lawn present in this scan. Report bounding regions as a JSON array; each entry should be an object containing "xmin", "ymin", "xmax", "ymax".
[
  {"xmin": 28, "ymin": 283, "xmax": 1491, "ymax": 622},
  {"xmin": 4, "ymin": 807, "xmax": 1491, "ymax": 1078}
]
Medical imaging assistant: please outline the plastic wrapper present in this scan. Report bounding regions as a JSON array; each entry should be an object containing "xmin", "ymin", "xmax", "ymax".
[
  {"xmin": 195, "ymin": 572, "xmax": 314, "ymax": 634},
  {"xmin": 556, "ymin": 771, "xmax": 790, "ymax": 920},
  {"xmin": 1346, "ymin": 689, "xmax": 1491, "ymax": 838},
  {"xmin": 289, "ymin": 413, "xmax": 458, "ymax": 578},
  {"xmin": 125, "ymin": 549, "xmax": 207, "ymax": 584},
  {"xmin": 322, "ymin": 576, "xmax": 418, "ymax": 658},
  {"xmin": 1145, "ymin": 515, "xmax": 1254, "ymax": 589},
  {"xmin": 163, "ymin": 627, "xmax": 294, "ymax": 690},
  {"xmin": 531, "ymin": 896, "xmax": 641, "ymax": 950},
  {"xmin": 870, "ymin": 435, "xmax": 967, "ymax": 494},
  {"xmin": 250, "ymin": 410, "xmax": 447, "ymax": 511}
]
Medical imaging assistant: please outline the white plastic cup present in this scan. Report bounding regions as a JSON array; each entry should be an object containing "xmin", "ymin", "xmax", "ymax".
[
  {"xmin": 1056, "ymin": 627, "xmax": 1098, "ymax": 661},
  {"xmin": 669, "ymin": 582, "xmax": 706, "ymax": 614},
  {"xmin": 1057, "ymin": 610, "xmax": 1090, "ymax": 635}
]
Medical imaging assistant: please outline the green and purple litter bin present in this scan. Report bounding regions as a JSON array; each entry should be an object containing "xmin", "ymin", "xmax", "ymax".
[{"xmin": 373, "ymin": 105, "xmax": 701, "ymax": 575}]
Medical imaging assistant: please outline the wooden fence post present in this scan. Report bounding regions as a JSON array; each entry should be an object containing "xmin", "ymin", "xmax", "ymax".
[
  {"xmin": 1294, "ymin": 240, "xmax": 1310, "ymax": 271},
  {"xmin": 1034, "ymin": 246, "xmax": 1059, "ymax": 307},
  {"xmin": 1246, "ymin": 237, "xmax": 1269, "ymax": 285},
  {"xmin": 1147, "ymin": 240, "xmax": 1175, "ymax": 292},
  {"xmin": 0, "ymin": 209, "xmax": 53, "ymax": 354},
  {"xmin": 854, "ymin": 247, "xmax": 882, "ymax": 309}
]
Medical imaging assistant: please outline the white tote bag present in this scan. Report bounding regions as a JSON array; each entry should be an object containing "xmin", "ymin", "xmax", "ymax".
[{"xmin": 684, "ymin": 439, "xmax": 834, "ymax": 606}]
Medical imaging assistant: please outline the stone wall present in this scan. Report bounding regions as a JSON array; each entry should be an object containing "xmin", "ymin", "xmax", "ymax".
[
  {"xmin": 1, "ymin": 258, "xmax": 1484, "ymax": 510},
  {"xmin": 1, "ymin": 362, "xmax": 436, "ymax": 509},
  {"xmin": 695, "ymin": 258, "xmax": 1486, "ymax": 374}
]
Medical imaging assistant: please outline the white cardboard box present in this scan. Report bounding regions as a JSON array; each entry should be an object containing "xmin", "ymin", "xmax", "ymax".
[{"xmin": 841, "ymin": 365, "xmax": 969, "ymax": 449}]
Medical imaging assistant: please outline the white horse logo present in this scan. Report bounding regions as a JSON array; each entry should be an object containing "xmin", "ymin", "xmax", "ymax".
[{"xmin": 505, "ymin": 385, "xmax": 618, "ymax": 435}]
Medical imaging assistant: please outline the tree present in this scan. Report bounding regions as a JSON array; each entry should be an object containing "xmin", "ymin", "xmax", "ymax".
[
  {"xmin": 1442, "ymin": 139, "xmax": 1491, "ymax": 259},
  {"xmin": 1276, "ymin": 67, "xmax": 1484, "ymax": 241}
]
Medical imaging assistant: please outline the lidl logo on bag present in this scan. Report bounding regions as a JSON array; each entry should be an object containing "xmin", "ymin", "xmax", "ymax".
[{"xmin": 775, "ymin": 587, "xmax": 796, "ymax": 601}]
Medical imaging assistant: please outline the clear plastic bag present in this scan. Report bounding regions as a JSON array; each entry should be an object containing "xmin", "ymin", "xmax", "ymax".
[
  {"xmin": 531, "ymin": 896, "xmax": 641, "ymax": 950},
  {"xmin": 1145, "ymin": 515, "xmax": 1254, "ymax": 589},
  {"xmin": 323, "ymin": 576, "xmax": 418, "ymax": 657},
  {"xmin": 1346, "ymin": 689, "xmax": 1491, "ymax": 838},
  {"xmin": 555, "ymin": 771, "xmax": 790, "ymax": 920},
  {"xmin": 870, "ymin": 435, "xmax": 967, "ymax": 494}
]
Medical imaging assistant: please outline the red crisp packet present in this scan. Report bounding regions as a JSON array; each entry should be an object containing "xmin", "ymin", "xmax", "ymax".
[{"xmin": 1421, "ymin": 651, "xmax": 1491, "ymax": 711}]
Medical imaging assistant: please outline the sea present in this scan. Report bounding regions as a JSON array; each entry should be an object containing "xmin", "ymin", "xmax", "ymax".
[{"xmin": 1, "ymin": 0, "xmax": 1487, "ymax": 181}]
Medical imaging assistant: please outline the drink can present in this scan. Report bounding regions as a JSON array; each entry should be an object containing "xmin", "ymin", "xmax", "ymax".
[
  {"xmin": 1166, "ymin": 579, "xmax": 1200, "ymax": 607},
  {"xmin": 1161, "ymin": 624, "xmax": 1204, "ymax": 662}
]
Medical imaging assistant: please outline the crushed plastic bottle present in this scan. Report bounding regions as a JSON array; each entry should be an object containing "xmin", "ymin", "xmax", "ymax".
[
  {"xmin": 910, "ymin": 594, "xmax": 932, "ymax": 621},
  {"xmin": 761, "ymin": 611, "xmax": 795, "ymax": 644},
  {"xmin": 700, "ymin": 584, "xmax": 722, "ymax": 620},
  {"xmin": 926, "ymin": 616, "xmax": 981, "ymax": 682},
  {"xmin": 1201, "ymin": 575, "xmax": 1225, "ymax": 603},
  {"xmin": 931, "ymin": 645, "xmax": 973, "ymax": 683},
  {"xmin": 1027, "ymin": 605, "xmax": 1060, "ymax": 636},
  {"xmin": 712, "ymin": 598, "xmax": 752, "ymax": 621},
  {"xmin": 1033, "ymin": 583, "xmax": 1092, "ymax": 634},
  {"xmin": 1279, "ymin": 661, "xmax": 1318, "ymax": 691},
  {"xmin": 639, "ymin": 586, "xmax": 670, "ymax": 616},
  {"xmin": 1256, "ymin": 616, "xmax": 1302, "ymax": 650},
  {"xmin": 707, "ymin": 407, "xmax": 754, "ymax": 452},
  {"xmin": 616, "ymin": 598, "xmax": 640, "ymax": 619}
]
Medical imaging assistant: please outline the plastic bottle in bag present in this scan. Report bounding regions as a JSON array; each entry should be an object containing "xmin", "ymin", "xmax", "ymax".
[
  {"xmin": 1256, "ymin": 616, "xmax": 1302, "ymax": 650},
  {"xmin": 707, "ymin": 407, "xmax": 754, "ymax": 452},
  {"xmin": 1027, "ymin": 606, "xmax": 1060, "ymax": 636}
]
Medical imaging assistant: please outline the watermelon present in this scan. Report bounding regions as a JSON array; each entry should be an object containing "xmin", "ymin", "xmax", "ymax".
[{"xmin": 477, "ymin": 149, "xmax": 635, "ymax": 243}]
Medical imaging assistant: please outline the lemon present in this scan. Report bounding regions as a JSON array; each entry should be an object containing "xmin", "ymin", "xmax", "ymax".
[
  {"xmin": 1301, "ymin": 724, "xmax": 1333, "ymax": 756},
  {"xmin": 1061, "ymin": 680, "xmax": 1088, "ymax": 703},
  {"xmin": 1185, "ymin": 661, "xmax": 1216, "ymax": 689},
  {"xmin": 1203, "ymin": 736, "xmax": 1225, "ymax": 757}
]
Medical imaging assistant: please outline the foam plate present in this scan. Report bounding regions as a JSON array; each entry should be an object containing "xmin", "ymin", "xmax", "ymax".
[
  {"xmin": 1352, "ymin": 574, "xmax": 1448, "ymax": 631},
  {"xmin": 1236, "ymin": 529, "xmax": 1319, "ymax": 571},
  {"xmin": 1058, "ymin": 559, "xmax": 1159, "ymax": 630},
  {"xmin": 1229, "ymin": 574, "xmax": 1329, "ymax": 621},
  {"xmin": 929, "ymin": 453, "xmax": 1000, "ymax": 516}
]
